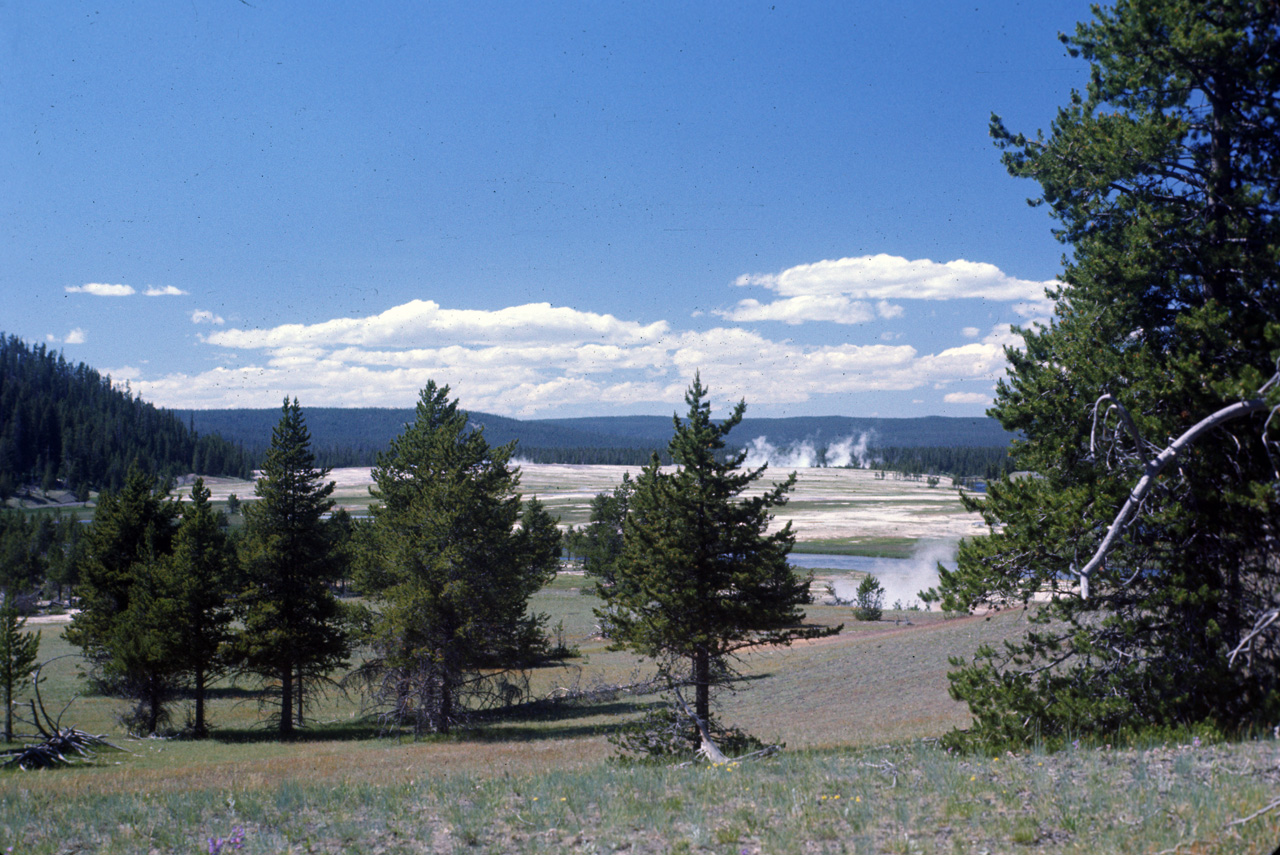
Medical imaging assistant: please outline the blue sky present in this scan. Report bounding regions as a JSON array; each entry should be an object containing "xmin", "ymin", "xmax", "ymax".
[{"xmin": 3, "ymin": 1, "xmax": 1092, "ymax": 418}]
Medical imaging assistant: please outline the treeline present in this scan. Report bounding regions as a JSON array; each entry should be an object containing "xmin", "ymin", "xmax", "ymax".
[
  {"xmin": 512, "ymin": 446, "xmax": 672, "ymax": 466},
  {"xmin": 867, "ymin": 445, "xmax": 1011, "ymax": 480},
  {"xmin": 180, "ymin": 407, "xmax": 1014, "ymax": 472},
  {"xmin": 0, "ymin": 335, "xmax": 253, "ymax": 500}
]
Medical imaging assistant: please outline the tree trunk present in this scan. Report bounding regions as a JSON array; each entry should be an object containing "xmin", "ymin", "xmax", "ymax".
[
  {"xmin": 147, "ymin": 674, "xmax": 160, "ymax": 735},
  {"xmin": 280, "ymin": 667, "xmax": 294, "ymax": 737},
  {"xmin": 438, "ymin": 674, "xmax": 452, "ymax": 735},
  {"xmin": 295, "ymin": 665, "xmax": 305, "ymax": 727},
  {"xmin": 693, "ymin": 645, "xmax": 711, "ymax": 745},
  {"xmin": 194, "ymin": 664, "xmax": 206, "ymax": 737}
]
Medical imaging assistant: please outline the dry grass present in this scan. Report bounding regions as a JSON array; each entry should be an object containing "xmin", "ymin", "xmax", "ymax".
[{"xmin": 4, "ymin": 465, "xmax": 1276, "ymax": 852}]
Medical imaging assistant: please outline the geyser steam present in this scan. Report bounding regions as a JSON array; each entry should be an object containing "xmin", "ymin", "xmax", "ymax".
[
  {"xmin": 827, "ymin": 539, "xmax": 957, "ymax": 610},
  {"xmin": 741, "ymin": 433, "xmax": 874, "ymax": 469}
]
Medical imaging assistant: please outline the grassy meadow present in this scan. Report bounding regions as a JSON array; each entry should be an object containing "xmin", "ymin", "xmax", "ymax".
[{"xmin": 2, "ymin": 466, "xmax": 1278, "ymax": 853}]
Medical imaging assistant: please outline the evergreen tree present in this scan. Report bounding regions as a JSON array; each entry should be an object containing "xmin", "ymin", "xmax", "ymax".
[
  {"xmin": 169, "ymin": 478, "xmax": 237, "ymax": 736},
  {"xmin": 107, "ymin": 553, "xmax": 187, "ymax": 734},
  {"xmin": 936, "ymin": 0, "xmax": 1280, "ymax": 747},
  {"xmin": 579, "ymin": 473, "xmax": 635, "ymax": 588},
  {"xmin": 66, "ymin": 468, "xmax": 179, "ymax": 679},
  {"xmin": 599, "ymin": 375, "xmax": 835, "ymax": 743},
  {"xmin": 0, "ymin": 513, "xmax": 45, "ymax": 597},
  {"xmin": 0, "ymin": 600, "xmax": 39, "ymax": 743},
  {"xmin": 356, "ymin": 382, "xmax": 560, "ymax": 735},
  {"xmin": 233, "ymin": 399, "xmax": 349, "ymax": 738}
]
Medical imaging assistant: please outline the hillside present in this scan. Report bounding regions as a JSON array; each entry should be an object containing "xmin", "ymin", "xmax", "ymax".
[
  {"xmin": 178, "ymin": 407, "xmax": 1014, "ymax": 471},
  {"xmin": 0, "ymin": 334, "xmax": 253, "ymax": 499}
]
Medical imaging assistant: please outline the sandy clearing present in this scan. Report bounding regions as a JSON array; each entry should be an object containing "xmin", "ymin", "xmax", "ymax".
[{"xmin": 174, "ymin": 463, "xmax": 985, "ymax": 544}]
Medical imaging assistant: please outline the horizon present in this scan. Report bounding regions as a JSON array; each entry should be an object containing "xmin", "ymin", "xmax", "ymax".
[{"xmin": 4, "ymin": 2, "xmax": 1091, "ymax": 419}]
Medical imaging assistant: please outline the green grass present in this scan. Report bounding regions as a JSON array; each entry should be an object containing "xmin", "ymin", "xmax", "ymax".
[
  {"xmin": 4, "ymin": 602, "xmax": 1277, "ymax": 853},
  {"xmin": 793, "ymin": 536, "xmax": 922, "ymax": 558},
  {"xmin": 2, "ymin": 739, "xmax": 1275, "ymax": 853}
]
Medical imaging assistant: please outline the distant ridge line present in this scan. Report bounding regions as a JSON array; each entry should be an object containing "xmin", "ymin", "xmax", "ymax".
[{"xmin": 176, "ymin": 407, "xmax": 1013, "ymax": 454}]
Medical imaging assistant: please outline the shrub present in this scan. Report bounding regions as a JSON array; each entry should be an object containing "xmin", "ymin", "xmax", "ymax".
[{"xmin": 854, "ymin": 575, "xmax": 884, "ymax": 621}]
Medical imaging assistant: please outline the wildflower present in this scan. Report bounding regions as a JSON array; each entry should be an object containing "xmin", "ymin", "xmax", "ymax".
[
  {"xmin": 1191, "ymin": 736, "xmax": 1201, "ymax": 748},
  {"xmin": 855, "ymin": 796, "xmax": 861, "ymax": 802},
  {"xmin": 969, "ymin": 775, "xmax": 976, "ymax": 781}
]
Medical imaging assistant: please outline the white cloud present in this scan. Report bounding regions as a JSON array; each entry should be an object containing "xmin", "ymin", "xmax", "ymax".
[
  {"xmin": 146, "ymin": 285, "xmax": 189, "ymax": 296},
  {"xmin": 876, "ymin": 300, "xmax": 904, "ymax": 319},
  {"xmin": 727, "ymin": 254, "xmax": 1057, "ymax": 325},
  {"xmin": 204, "ymin": 299, "xmax": 669, "ymax": 349},
  {"xmin": 715, "ymin": 295, "xmax": 876, "ymax": 325},
  {"xmin": 961, "ymin": 326, "xmax": 980, "ymax": 338},
  {"xmin": 737, "ymin": 254, "xmax": 1055, "ymax": 301},
  {"xmin": 192, "ymin": 310, "xmax": 225, "ymax": 325},
  {"xmin": 944, "ymin": 391, "xmax": 993, "ymax": 405},
  {"xmin": 129, "ymin": 289, "xmax": 1038, "ymax": 415},
  {"xmin": 46, "ymin": 328, "xmax": 88, "ymax": 344},
  {"xmin": 65, "ymin": 282, "xmax": 135, "ymax": 297}
]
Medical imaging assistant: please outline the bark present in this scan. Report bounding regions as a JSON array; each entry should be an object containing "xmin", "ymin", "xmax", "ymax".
[
  {"xmin": 693, "ymin": 645, "xmax": 711, "ymax": 742},
  {"xmin": 279, "ymin": 667, "xmax": 294, "ymax": 737},
  {"xmin": 193, "ymin": 665, "xmax": 206, "ymax": 736}
]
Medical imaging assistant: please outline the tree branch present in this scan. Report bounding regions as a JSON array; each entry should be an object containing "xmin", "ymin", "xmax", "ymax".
[{"xmin": 1076, "ymin": 397, "xmax": 1272, "ymax": 599}]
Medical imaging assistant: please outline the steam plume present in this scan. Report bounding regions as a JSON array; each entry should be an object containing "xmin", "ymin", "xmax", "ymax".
[{"xmin": 741, "ymin": 432, "xmax": 874, "ymax": 469}]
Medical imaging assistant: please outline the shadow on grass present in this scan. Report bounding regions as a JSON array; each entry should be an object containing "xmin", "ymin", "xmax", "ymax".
[
  {"xmin": 211, "ymin": 721, "xmax": 389, "ymax": 744},
  {"xmin": 206, "ymin": 674, "xmax": 771, "ymax": 745}
]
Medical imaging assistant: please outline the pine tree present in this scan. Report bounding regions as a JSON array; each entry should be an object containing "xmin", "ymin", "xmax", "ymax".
[
  {"xmin": 66, "ymin": 467, "xmax": 179, "ymax": 680},
  {"xmin": 580, "ymin": 473, "xmax": 635, "ymax": 589},
  {"xmin": 234, "ymin": 399, "xmax": 349, "ymax": 738},
  {"xmin": 169, "ymin": 477, "xmax": 236, "ymax": 736},
  {"xmin": 599, "ymin": 375, "xmax": 835, "ymax": 744},
  {"xmin": 935, "ymin": 0, "xmax": 1280, "ymax": 748},
  {"xmin": 0, "ymin": 600, "xmax": 39, "ymax": 743},
  {"xmin": 356, "ymin": 382, "xmax": 560, "ymax": 735}
]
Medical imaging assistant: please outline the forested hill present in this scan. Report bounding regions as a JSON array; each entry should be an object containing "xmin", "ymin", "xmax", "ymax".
[
  {"xmin": 0, "ymin": 335, "xmax": 253, "ymax": 499},
  {"xmin": 537, "ymin": 414, "xmax": 1012, "ymax": 448},
  {"xmin": 179, "ymin": 407, "xmax": 1014, "ymax": 471}
]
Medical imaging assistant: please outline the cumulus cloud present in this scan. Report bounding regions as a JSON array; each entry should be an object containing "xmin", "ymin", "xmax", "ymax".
[
  {"xmin": 192, "ymin": 310, "xmax": 225, "ymax": 325},
  {"xmin": 65, "ymin": 283, "xmax": 136, "ymax": 297},
  {"xmin": 146, "ymin": 285, "xmax": 188, "ymax": 296},
  {"xmin": 726, "ymin": 254, "xmax": 1057, "ymax": 325},
  {"xmin": 961, "ymin": 326, "xmax": 980, "ymax": 338},
  {"xmin": 715, "ymin": 295, "xmax": 877, "ymax": 325},
  {"xmin": 204, "ymin": 299, "xmax": 669, "ymax": 350},
  {"xmin": 47, "ymin": 328, "xmax": 87, "ymax": 344},
  {"xmin": 141, "ymin": 293, "xmax": 1024, "ymax": 412},
  {"xmin": 876, "ymin": 300, "xmax": 904, "ymax": 319}
]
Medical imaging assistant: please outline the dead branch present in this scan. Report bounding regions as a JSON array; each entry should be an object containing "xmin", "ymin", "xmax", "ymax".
[
  {"xmin": 1075, "ymin": 396, "xmax": 1272, "ymax": 599},
  {"xmin": 1228, "ymin": 608, "xmax": 1280, "ymax": 665},
  {"xmin": 3, "ymin": 657, "xmax": 125, "ymax": 770},
  {"xmin": 1226, "ymin": 795, "xmax": 1280, "ymax": 828},
  {"xmin": 1090, "ymin": 394, "xmax": 1148, "ymax": 464},
  {"xmin": 670, "ymin": 684, "xmax": 730, "ymax": 764}
]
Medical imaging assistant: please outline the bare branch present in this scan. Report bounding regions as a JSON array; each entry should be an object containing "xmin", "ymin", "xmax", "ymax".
[
  {"xmin": 1090, "ymin": 394, "xmax": 1147, "ymax": 463},
  {"xmin": 1228, "ymin": 608, "xmax": 1280, "ymax": 665},
  {"xmin": 1076, "ymin": 397, "xmax": 1272, "ymax": 598}
]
